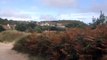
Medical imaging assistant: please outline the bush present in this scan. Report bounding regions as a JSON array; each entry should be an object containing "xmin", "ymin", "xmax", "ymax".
[
  {"xmin": 13, "ymin": 33, "xmax": 51, "ymax": 56},
  {"xmin": 13, "ymin": 25, "xmax": 107, "ymax": 60}
]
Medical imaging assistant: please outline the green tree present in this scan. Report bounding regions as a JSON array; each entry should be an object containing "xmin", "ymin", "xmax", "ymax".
[
  {"xmin": 15, "ymin": 23, "xmax": 27, "ymax": 31},
  {"xmin": 27, "ymin": 22, "xmax": 36, "ymax": 29},
  {"xmin": 91, "ymin": 11, "xmax": 106, "ymax": 29},
  {"xmin": 34, "ymin": 26, "xmax": 43, "ymax": 33},
  {"xmin": 99, "ymin": 11, "xmax": 105, "ymax": 24},
  {"xmin": 0, "ymin": 25, "xmax": 5, "ymax": 32},
  {"xmin": 65, "ymin": 21, "xmax": 87, "ymax": 28}
]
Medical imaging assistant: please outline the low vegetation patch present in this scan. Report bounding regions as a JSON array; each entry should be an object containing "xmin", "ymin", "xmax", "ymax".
[
  {"xmin": 0, "ymin": 30, "xmax": 30, "ymax": 42},
  {"xmin": 13, "ymin": 25, "xmax": 107, "ymax": 60}
]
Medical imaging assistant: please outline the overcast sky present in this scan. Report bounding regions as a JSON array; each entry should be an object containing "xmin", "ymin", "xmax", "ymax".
[{"xmin": 0, "ymin": 0, "xmax": 107, "ymax": 23}]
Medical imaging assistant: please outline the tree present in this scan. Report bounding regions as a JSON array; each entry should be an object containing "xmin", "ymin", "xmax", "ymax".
[
  {"xmin": 15, "ymin": 22, "xmax": 37, "ymax": 32},
  {"xmin": 15, "ymin": 23, "xmax": 27, "ymax": 31},
  {"xmin": 27, "ymin": 22, "xmax": 36, "ymax": 29},
  {"xmin": 26, "ymin": 22, "xmax": 37, "ymax": 32},
  {"xmin": 34, "ymin": 26, "xmax": 43, "ymax": 33},
  {"xmin": 91, "ymin": 11, "xmax": 106, "ymax": 28},
  {"xmin": 99, "ymin": 11, "xmax": 105, "ymax": 24},
  {"xmin": 0, "ymin": 25, "xmax": 5, "ymax": 32},
  {"xmin": 65, "ymin": 21, "xmax": 87, "ymax": 28}
]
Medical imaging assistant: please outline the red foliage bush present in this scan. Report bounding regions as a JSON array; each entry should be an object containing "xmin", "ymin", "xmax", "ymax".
[{"xmin": 13, "ymin": 25, "xmax": 107, "ymax": 60}]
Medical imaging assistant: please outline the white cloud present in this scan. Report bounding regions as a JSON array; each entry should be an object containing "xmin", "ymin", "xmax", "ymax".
[
  {"xmin": 0, "ymin": 9, "xmax": 32, "ymax": 21},
  {"xmin": 57, "ymin": 13, "xmax": 99, "ymax": 23},
  {"xmin": 0, "ymin": 8, "xmax": 98, "ymax": 23},
  {"xmin": 41, "ymin": 0, "xmax": 77, "ymax": 8},
  {"xmin": 39, "ymin": 15, "xmax": 56, "ymax": 21},
  {"xmin": 33, "ymin": 13, "xmax": 98, "ymax": 23}
]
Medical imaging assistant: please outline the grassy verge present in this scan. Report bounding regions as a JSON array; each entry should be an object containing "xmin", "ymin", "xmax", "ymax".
[{"xmin": 0, "ymin": 30, "xmax": 30, "ymax": 42}]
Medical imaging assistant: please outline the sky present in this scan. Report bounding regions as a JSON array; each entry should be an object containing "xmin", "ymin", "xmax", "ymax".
[{"xmin": 0, "ymin": 0, "xmax": 107, "ymax": 23}]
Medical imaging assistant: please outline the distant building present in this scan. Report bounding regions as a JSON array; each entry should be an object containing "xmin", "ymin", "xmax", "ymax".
[
  {"xmin": 37, "ymin": 21, "xmax": 66, "ymax": 28},
  {"xmin": 56, "ymin": 23, "xmax": 65, "ymax": 28},
  {"xmin": 37, "ymin": 21, "xmax": 56, "ymax": 26},
  {"xmin": 40, "ymin": 23, "xmax": 50, "ymax": 26}
]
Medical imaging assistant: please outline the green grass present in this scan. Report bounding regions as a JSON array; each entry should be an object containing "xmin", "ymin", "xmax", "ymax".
[{"xmin": 0, "ymin": 30, "xmax": 30, "ymax": 42}]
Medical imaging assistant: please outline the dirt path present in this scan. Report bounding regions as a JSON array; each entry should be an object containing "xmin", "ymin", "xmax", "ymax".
[{"xmin": 0, "ymin": 43, "xmax": 29, "ymax": 60}]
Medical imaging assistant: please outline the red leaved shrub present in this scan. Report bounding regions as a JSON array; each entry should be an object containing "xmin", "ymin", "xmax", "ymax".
[{"xmin": 13, "ymin": 25, "xmax": 107, "ymax": 60}]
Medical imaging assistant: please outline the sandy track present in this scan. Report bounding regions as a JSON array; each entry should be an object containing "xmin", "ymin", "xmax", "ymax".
[{"xmin": 0, "ymin": 43, "xmax": 29, "ymax": 60}]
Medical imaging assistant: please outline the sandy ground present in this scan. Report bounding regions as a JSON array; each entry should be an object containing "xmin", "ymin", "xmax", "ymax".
[{"xmin": 0, "ymin": 43, "xmax": 29, "ymax": 60}]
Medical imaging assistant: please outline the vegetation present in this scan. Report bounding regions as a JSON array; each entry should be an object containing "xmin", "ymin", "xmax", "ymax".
[
  {"xmin": 34, "ymin": 26, "xmax": 65, "ymax": 33},
  {"xmin": 15, "ymin": 22, "xmax": 37, "ymax": 32},
  {"xmin": 0, "ymin": 30, "xmax": 30, "ymax": 42},
  {"xmin": 0, "ymin": 17, "xmax": 87, "ymax": 32},
  {"xmin": 0, "ymin": 25, "xmax": 5, "ymax": 32},
  {"xmin": 15, "ymin": 23, "xmax": 28, "ymax": 32},
  {"xmin": 0, "ymin": 18, "xmax": 19, "ymax": 25},
  {"xmin": 0, "ymin": 11, "xmax": 107, "ymax": 60},
  {"xmin": 0, "ymin": 18, "xmax": 37, "ymax": 32},
  {"xmin": 65, "ymin": 20, "xmax": 87, "ymax": 28},
  {"xmin": 90, "ymin": 11, "xmax": 107, "ymax": 29},
  {"xmin": 13, "ymin": 24, "xmax": 107, "ymax": 60},
  {"xmin": 34, "ymin": 26, "xmax": 43, "ymax": 33}
]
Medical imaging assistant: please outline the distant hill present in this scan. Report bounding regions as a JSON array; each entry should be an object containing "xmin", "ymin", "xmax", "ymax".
[
  {"xmin": 39, "ymin": 20, "xmax": 87, "ymax": 26},
  {"xmin": 0, "ymin": 18, "xmax": 31, "ymax": 25},
  {"xmin": 0, "ymin": 18, "xmax": 86, "ymax": 25},
  {"xmin": 0, "ymin": 18, "xmax": 88, "ymax": 31}
]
